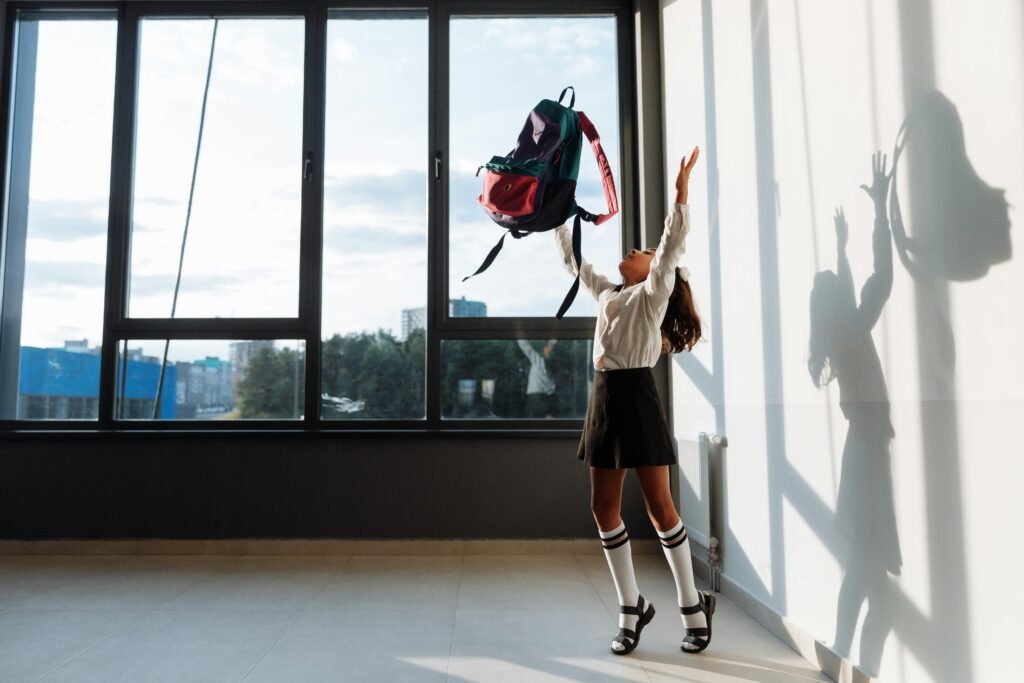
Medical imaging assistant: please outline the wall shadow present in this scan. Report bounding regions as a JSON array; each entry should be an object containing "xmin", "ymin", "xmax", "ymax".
[
  {"xmin": 890, "ymin": 90, "xmax": 1012, "ymax": 285},
  {"xmin": 889, "ymin": 80, "xmax": 1011, "ymax": 682},
  {"xmin": 669, "ymin": 1, "xmax": 1014, "ymax": 680},
  {"xmin": 808, "ymin": 154, "xmax": 902, "ymax": 677}
]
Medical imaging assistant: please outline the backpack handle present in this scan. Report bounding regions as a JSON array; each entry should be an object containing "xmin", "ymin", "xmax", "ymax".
[
  {"xmin": 558, "ymin": 86, "xmax": 576, "ymax": 109},
  {"xmin": 576, "ymin": 110, "xmax": 619, "ymax": 225}
]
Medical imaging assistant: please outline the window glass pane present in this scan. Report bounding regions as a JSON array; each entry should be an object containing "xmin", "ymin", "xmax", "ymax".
[
  {"xmin": 441, "ymin": 339, "xmax": 593, "ymax": 419},
  {"xmin": 448, "ymin": 16, "xmax": 621, "ymax": 318},
  {"xmin": 320, "ymin": 11, "xmax": 428, "ymax": 420},
  {"xmin": 128, "ymin": 18, "xmax": 304, "ymax": 318},
  {"xmin": 0, "ymin": 13, "xmax": 117, "ymax": 420},
  {"xmin": 114, "ymin": 339, "xmax": 304, "ymax": 420}
]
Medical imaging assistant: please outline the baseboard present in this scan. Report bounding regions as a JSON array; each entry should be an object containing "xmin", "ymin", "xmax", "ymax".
[
  {"xmin": 688, "ymin": 545, "xmax": 878, "ymax": 683},
  {"xmin": 0, "ymin": 537, "xmax": 666, "ymax": 556}
]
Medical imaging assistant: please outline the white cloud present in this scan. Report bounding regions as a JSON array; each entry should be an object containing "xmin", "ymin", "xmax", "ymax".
[
  {"xmin": 482, "ymin": 19, "xmax": 541, "ymax": 49},
  {"xmin": 330, "ymin": 36, "xmax": 360, "ymax": 64},
  {"xmin": 565, "ymin": 55, "xmax": 600, "ymax": 81}
]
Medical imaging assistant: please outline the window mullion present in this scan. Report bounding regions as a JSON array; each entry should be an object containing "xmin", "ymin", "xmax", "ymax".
[
  {"xmin": 426, "ymin": 0, "xmax": 445, "ymax": 426},
  {"xmin": 301, "ymin": 2, "xmax": 327, "ymax": 427},
  {"xmin": 98, "ymin": 5, "xmax": 140, "ymax": 427}
]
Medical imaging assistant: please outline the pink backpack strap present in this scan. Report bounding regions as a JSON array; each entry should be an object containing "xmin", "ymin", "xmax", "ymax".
[{"xmin": 576, "ymin": 111, "xmax": 619, "ymax": 225}]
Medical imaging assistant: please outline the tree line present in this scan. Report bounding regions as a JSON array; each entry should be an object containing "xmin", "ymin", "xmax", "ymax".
[{"xmin": 237, "ymin": 329, "xmax": 592, "ymax": 419}]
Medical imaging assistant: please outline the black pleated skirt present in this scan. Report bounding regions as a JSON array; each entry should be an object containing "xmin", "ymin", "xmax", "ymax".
[{"xmin": 577, "ymin": 366, "xmax": 678, "ymax": 469}]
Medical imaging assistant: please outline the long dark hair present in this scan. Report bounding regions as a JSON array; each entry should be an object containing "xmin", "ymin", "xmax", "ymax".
[
  {"xmin": 661, "ymin": 268, "xmax": 702, "ymax": 353},
  {"xmin": 807, "ymin": 270, "xmax": 842, "ymax": 388}
]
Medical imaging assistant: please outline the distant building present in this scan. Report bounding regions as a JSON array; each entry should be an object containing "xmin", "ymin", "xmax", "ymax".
[
  {"xmin": 175, "ymin": 355, "xmax": 233, "ymax": 419},
  {"xmin": 400, "ymin": 307, "xmax": 427, "ymax": 342},
  {"xmin": 450, "ymin": 296, "xmax": 487, "ymax": 318},
  {"xmin": 12, "ymin": 339, "xmax": 242, "ymax": 420},
  {"xmin": 15, "ymin": 340, "xmax": 176, "ymax": 419},
  {"xmin": 228, "ymin": 340, "xmax": 274, "ymax": 398},
  {"xmin": 62, "ymin": 338, "xmax": 94, "ymax": 354},
  {"xmin": 399, "ymin": 297, "xmax": 487, "ymax": 341}
]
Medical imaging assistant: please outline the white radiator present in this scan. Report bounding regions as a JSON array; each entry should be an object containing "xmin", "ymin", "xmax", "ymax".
[
  {"xmin": 676, "ymin": 432, "xmax": 726, "ymax": 590},
  {"xmin": 676, "ymin": 433, "xmax": 713, "ymax": 547}
]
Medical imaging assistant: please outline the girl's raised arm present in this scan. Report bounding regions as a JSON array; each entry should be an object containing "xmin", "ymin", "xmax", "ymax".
[
  {"xmin": 643, "ymin": 148, "xmax": 699, "ymax": 301},
  {"xmin": 554, "ymin": 224, "xmax": 615, "ymax": 300}
]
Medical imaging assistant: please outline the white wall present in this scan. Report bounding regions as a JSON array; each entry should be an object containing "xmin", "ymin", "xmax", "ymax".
[{"xmin": 661, "ymin": 1, "xmax": 1023, "ymax": 681}]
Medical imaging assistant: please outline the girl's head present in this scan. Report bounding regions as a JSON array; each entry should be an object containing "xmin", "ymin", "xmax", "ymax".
[
  {"xmin": 660, "ymin": 268, "xmax": 702, "ymax": 353},
  {"xmin": 807, "ymin": 270, "xmax": 843, "ymax": 387},
  {"xmin": 619, "ymin": 247, "xmax": 657, "ymax": 284}
]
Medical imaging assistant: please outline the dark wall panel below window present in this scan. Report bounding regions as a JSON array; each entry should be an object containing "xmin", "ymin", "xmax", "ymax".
[{"xmin": 0, "ymin": 436, "xmax": 656, "ymax": 539}]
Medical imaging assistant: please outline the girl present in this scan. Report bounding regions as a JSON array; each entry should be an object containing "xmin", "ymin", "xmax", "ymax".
[{"xmin": 553, "ymin": 148, "xmax": 714, "ymax": 656}]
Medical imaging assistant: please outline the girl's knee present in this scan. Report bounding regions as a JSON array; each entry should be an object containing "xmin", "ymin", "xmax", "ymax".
[{"xmin": 645, "ymin": 499, "xmax": 679, "ymax": 529}]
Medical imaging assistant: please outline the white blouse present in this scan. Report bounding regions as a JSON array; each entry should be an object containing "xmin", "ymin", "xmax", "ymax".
[
  {"xmin": 516, "ymin": 339, "xmax": 556, "ymax": 395},
  {"xmin": 554, "ymin": 203, "xmax": 691, "ymax": 371}
]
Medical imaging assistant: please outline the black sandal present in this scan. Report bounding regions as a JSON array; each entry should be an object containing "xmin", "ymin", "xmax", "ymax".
[
  {"xmin": 680, "ymin": 590, "xmax": 716, "ymax": 653},
  {"xmin": 611, "ymin": 594, "xmax": 656, "ymax": 655}
]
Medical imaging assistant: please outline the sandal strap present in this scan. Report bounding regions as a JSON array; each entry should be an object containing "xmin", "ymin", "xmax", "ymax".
[
  {"xmin": 680, "ymin": 600, "xmax": 703, "ymax": 615},
  {"xmin": 683, "ymin": 627, "xmax": 710, "ymax": 637},
  {"xmin": 616, "ymin": 627, "xmax": 637, "ymax": 641},
  {"xmin": 620, "ymin": 594, "xmax": 646, "ymax": 615}
]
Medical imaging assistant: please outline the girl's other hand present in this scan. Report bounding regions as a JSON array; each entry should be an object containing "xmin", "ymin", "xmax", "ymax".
[{"xmin": 675, "ymin": 146, "xmax": 700, "ymax": 204}]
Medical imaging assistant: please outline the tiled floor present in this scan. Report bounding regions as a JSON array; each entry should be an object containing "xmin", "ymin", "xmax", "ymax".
[{"xmin": 0, "ymin": 553, "xmax": 833, "ymax": 682}]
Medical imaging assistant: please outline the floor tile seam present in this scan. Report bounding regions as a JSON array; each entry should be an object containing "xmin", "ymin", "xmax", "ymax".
[
  {"xmin": 443, "ymin": 554, "xmax": 465, "ymax": 682},
  {"xmin": 291, "ymin": 554, "xmax": 358, "ymax": 611},
  {"xmin": 238, "ymin": 607, "xmax": 307, "ymax": 682},
  {"xmin": 272, "ymin": 610, "xmax": 606, "ymax": 614},
  {"xmin": 29, "ymin": 604, "xmax": 154, "ymax": 683},
  {"xmin": 571, "ymin": 552, "xmax": 615, "ymax": 619},
  {"xmin": 1, "ymin": 578, "xmax": 100, "ymax": 611},
  {"xmin": 1, "ymin": 605, "xmax": 179, "ymax": 612},
  {"xmin": 141, "ymin": 569, "xmax": 236, "ymax": 611}
]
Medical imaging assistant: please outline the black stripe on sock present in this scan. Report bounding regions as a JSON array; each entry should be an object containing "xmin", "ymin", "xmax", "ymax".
[
  {"xmin": 659, "ymin": 525, "xmax": 686, "ymax": 545},
  {"xmin": 661, "ymin": 530, "xmax": 688, "ymax": 549},
  {"xmin": 601, "ymin": 527, "xmax": 627, "ymax": 544},
  {"xmin": 603, "ymin": 535, "xmax": 630, "ymax": 550}
]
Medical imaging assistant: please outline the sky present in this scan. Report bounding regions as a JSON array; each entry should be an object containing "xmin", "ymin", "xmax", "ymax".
[{"xmin": 10, "ymin": 12, "xmax": 622, "ymax": 365}]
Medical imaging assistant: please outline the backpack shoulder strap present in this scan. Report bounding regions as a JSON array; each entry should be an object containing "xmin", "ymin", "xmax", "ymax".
[
  {"xmin": 461, "ymin": 229, "xmax": 527, "ymax": 283},
  {"xmin": 576, "ymin": 111, "xmax": 619, "ymax": 225},
  {"xmin": 554, "ymin": 212, "xmax": 584, "ymax": 320}
]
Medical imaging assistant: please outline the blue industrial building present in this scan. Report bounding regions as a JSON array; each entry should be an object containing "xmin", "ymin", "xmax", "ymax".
[{"xmin": 17, "ymin": 346, "xmax": 176, "ymax": 419}]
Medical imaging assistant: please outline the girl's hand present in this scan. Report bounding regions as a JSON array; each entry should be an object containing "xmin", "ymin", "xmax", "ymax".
[
  {"xmin": 834, "ymin": 206, "xmax": 848, "ymax": 250},
  {"xmin": 675, "ymin": 146, "xmax": 700, "ymax": 204},
  {"xmin": 859, "ymin": 150, "xmax": 891, "ymax": 208}
]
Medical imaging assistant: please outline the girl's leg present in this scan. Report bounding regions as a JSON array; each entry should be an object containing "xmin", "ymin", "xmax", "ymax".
[
  {"xmin": 590, "ymin": 466, "xmax": 648, "ymax": 653},
  {"xmin": 635, "ymin": 465, "xmax": 710, "ymax": 651},
  {"xmin": 590, "ymin": 465, "xmax": 628, "ymax": 531}
]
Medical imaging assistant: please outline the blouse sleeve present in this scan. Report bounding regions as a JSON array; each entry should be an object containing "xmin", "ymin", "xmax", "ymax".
[
  {"xmin": 554, "ymin": 223, "xmax": 616, "ymax": 300},
  {"xmin": 642, "ymin": 203, "xmax": 690, "ymax": 302},
  {"xmin": 516, "ymin": 338, "xmax": 542, "ymax": 365}
]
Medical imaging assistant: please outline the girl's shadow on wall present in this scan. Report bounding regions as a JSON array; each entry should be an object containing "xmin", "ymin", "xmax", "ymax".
[{"xmin": 807, "ymin": 89, "xmax": 1011, "ymax": 678}]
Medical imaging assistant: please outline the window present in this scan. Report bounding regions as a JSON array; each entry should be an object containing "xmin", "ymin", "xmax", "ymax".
[
  {"xmin": 0, "ymin": 11, "xmax": 117, "ymax": 420},
  {"xmin": 129, "ymin": 18, "xmax": 305, "ymax": 319},
  {"xmin": 320, "ymin": 10, "xmax": 428, "ymax": 420},
  {"xmin": 0, "ymin": 1, "xmax": 634, "ymax": 430},
  {"xmin": 114, "ymin": 339, "xmax": 304, "ymax": 420},
  {"xmin": 440, "ymin": 339, "xmax": 593, "ymax": 419},
  {"xmin": 447, "ymin": 16, "xmax": 622, "ymax": 319}
]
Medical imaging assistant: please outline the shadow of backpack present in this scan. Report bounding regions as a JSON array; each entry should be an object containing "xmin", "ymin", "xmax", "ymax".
[{"xmin": 464, "ymin": 86, "xmax": 619, "ymax": 319}]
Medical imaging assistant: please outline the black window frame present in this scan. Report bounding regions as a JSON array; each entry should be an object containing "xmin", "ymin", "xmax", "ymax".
[{"xmin": 0, "ymin": 0, "xmax": 640, "ymax": 434}]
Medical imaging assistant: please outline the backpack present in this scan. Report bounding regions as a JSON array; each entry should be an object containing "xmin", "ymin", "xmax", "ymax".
[{"xmin": 463, "ymin": 86, "xmax": 619, "ymax": 319}]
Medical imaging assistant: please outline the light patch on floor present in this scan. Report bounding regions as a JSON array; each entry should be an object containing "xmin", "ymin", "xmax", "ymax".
[{"xmin": 0, "ymin": 553, "xmax": 833, "ymax": 682}]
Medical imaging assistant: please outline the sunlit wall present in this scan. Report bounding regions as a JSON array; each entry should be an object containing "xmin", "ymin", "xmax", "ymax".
[{"xmin": 662, "ymin": 1, "xmax": 1022, "ymax": 681}]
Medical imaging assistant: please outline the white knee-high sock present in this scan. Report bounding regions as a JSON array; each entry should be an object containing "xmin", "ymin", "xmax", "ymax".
[
  {"xmin": 658, "ymin": 519, "xmax": 707, "ymax": 646},
  {"xmin": 600, "ymin": 521, "xmax": 641, "ymax": 652}
]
